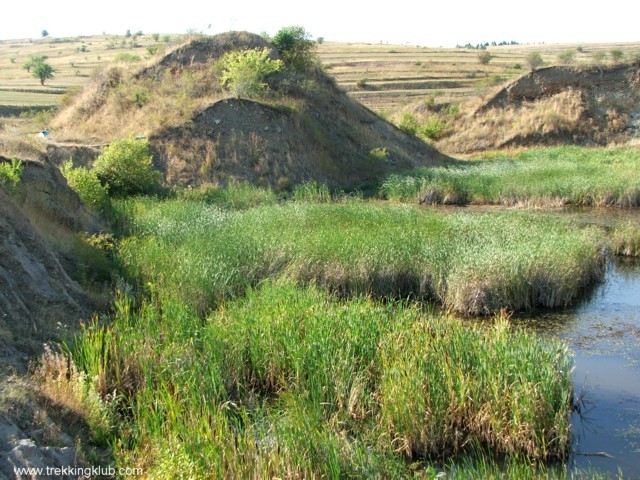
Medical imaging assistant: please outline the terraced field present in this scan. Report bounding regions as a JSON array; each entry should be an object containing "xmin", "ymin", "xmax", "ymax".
[
  {"xmin": 1, "ymin": 33, "xmax": 639, "ymax": 115},
  {"xmin": 317, "ymin": 41, "xmax": 640, "ymax": 113}
]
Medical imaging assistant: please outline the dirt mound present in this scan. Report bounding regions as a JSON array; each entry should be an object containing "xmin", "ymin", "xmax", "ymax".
[
  {"xmin": 51, "ymin": 31, "xmax": 450, "ymax": 189},
  {"xmin": 45, "ymin": 143, "xmax": 104, "ymax": 169},
  {"xmin": 436, "ymin": 64, "xmax": 640, "ymax": 153},
  {"xmin": 151, "ymin": 31, "xmax": 278, "ymax": 72},
  {"xmin": 152, "ymin": 83, "xmax": 449, "ymax": 190},
  {"xmin": 477, "ymin": 64, "xmax": 640, "ymax": 112}
]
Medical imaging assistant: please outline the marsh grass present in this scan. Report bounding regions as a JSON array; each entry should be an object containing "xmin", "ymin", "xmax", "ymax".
[
  {"xmin": 174, "ymin": 182, "xmax": 279, "ymax": 209},
  {"xmin": 114, "ymin": 199, "xmax": 606, "ymax": 315},
  {"xmin": 381, "ymin": 147, "xmax": 640, "ymax": 207},
  {"xmin": 611, "ymin": 221, "xmax": 640, "ymax": 257},
  {"xmin": 70, "ymin": 282, "xmax": 574, "ymax": 477}
]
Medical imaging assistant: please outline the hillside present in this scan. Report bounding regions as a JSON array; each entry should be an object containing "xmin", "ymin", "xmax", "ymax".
[
  {"xmin": 49, "ymin": 32, "xmax": 450, "ymax": 190},
  {"xmin": 431, "ymin": 63, "xmax": 640, "ymax": 153}
]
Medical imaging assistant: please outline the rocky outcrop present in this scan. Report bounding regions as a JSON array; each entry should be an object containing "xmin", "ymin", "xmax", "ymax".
[
  {"xmin": 0, "ymin": 158, "xmax": 103, "ymax": 370},
  {"xmin": 44, "ymin": 144, "xmax": 103, "ymax": 170}
]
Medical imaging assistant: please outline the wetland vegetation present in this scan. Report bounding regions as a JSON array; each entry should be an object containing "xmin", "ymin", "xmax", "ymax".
[{"xmin": 52, "ymin": 159, "xmax": 639, "ymax": 477}]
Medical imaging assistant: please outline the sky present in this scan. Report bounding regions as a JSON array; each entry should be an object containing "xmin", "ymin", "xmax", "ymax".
[{"xmin": 0, "ymin": 0, "xmax": 637, "ymax": 47}]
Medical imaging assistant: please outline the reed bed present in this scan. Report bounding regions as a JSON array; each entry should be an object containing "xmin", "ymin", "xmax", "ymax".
[
  {"xmin": 611, "ymin": 221, "xmax": 640, "ymax": 257},
  {"xmin": 115, "ymin": 199, "xmax": 607, "ymax": 315},
  {"xmin": 69, "ymin": 283, "xmax": 574, "ymax": 477},
  {"xmin": 381, "ymin": 147, "xmax": 640, "ymax": 207}
]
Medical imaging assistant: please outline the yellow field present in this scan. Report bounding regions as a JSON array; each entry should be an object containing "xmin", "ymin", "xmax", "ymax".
[{"xmin": 1, "ymin": 33, "xmax": 639, "ymax": 115}]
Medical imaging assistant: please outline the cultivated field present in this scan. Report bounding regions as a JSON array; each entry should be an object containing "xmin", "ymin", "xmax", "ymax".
[
  {"xmin": 1, "ymin": 33, "xmax": 639, "ymax": 114},
  {"xmin": 318, "ymin": 41, "xmax": 640, "ymax": 113}
]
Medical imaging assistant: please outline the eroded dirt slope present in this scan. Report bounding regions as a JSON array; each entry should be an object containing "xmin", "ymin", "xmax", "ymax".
[{"xmin": 0, "ymin": 156, "xmax": 107, "ymax": 478}]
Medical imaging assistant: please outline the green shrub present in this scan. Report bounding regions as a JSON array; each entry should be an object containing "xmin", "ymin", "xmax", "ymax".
[
  {"xmin": 610, "ymin": 49, "xmax": 624, "ymax": 63},
  {"xmin": 220, "ymin": 48, "xmax": 283, "ymax": 98},
  {"xmin": 513, "ymin": 63, "xmax": 522, "ymax": 70},
  {"xmin": 526, "ymin": 52, "xmax": 544, "ymax": 71},
  {"xmin": 368, "ymin": 147, "xmax": 389, "ymax": 162},
  {"xmin": 272, "ymin": 26, "xmax": 317, "ymax": 71},
  {"xmin": 398, "ymin": 112, "xmax": 420, "ymax": 136},
  {"xmin": 93, "ymin": 137, "xmax": 161, "ymax": 196},
  {"xmin": 115, "ymin": 53, "xmax": 141, "ymax": 63},
  {"xmin": 132, "ymin": 88, "xmax": 148, "ymax": 108},
  {"xmin": 61, "ymin": 160, "xmax": 110, "ymax": 213},
  {"xmin": 477, "ymin": 51, "xmax": 493, "ymax": 65},
  {"xmin": 355, "ymin": 77, "xmax": 368, "ymax": 89},
  {"xmin": 419, "ymin": 116, "xmax": 447, "ymax": 140},
  {"xmin": 557, "ymin": 50, "xmax": 575, "ymax": 65},
  {"xmin": 0, "ymin": 158, "xmax": 24, "ymax": 195}
]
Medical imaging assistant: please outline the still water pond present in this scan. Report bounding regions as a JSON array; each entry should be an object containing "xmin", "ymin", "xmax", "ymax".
[{"xmin": 519, "ymin": 256, "xmax": 640, "ymax": 476}]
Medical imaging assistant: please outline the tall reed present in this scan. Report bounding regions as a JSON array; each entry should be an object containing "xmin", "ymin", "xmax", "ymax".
[
  {"xmin": 381, "ymin": 147, "xmax": 640, "ymax": 207},
  {"xmin": 114, "ymin": 199, "xmax": 606, "ymax": 315}
]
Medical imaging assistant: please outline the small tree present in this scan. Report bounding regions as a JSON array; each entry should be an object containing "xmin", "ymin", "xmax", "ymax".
[
  {"xmin": 0, "ymin": 158, "xmax": 24, "ymax": 195},
  {"xmin": 22, "ymin": 54, "xmax": 47, "ymax": 73},
  {"xmin": 92, "ymin": 137, "xmax": 161, "ymax": 196},
  {"xmin": 32, "ymin": 61, "xmax": 55, "ymax": 85},
  {"xmin": 41, "ymin": 29, "xmax": 49, "ymax": 38},
  {"xmin": 272, "ymin": 26, "xmax": 317, "ymax": 71},
  {"xmin": 592, "ymin": 51, "xmax": 607, "ymax": 66},
  {"xmin": 220, "ymin": 48, "xmax": 283, "ymax": 98},
  {"xmin": 525, "ymin": 52, "xmax": 544, "ymax": 71},
  {"xmin": 477, "ymin": 51, "xmax": 493, "ymax": 65},
  {"xmin": 557, "ymin": 50, "xmax": 575, "ymax": 65}
]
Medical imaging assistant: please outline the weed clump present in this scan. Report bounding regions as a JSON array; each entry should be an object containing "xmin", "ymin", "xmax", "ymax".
[{"xmin": 0, "ymin": 157, "xmax": 24, "ymax": 195}]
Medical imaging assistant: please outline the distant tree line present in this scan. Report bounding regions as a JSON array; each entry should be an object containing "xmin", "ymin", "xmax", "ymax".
[{"xmin": 456, "ymin": 41, "xmax": 520, "ymax": 50}]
